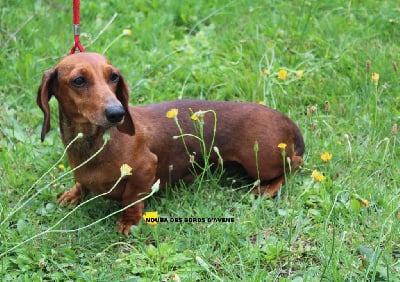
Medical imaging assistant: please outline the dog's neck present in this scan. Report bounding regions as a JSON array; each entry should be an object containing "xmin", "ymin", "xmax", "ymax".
[{"xmin": 59, "ymin": 110, "xmax": 108, "ymax": 163}]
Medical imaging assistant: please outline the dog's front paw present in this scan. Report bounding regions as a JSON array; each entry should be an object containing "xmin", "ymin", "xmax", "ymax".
[
  {"xmin": 58, "ymin": 182, "xmax": 85, "ymax": 206},
  {"xmin": 118, "ymin": 220, "xmax": 134, "ymax": 236},
  {"xmin": 118, "ymin": 207, "xmax": 143, "ymax": 235}
]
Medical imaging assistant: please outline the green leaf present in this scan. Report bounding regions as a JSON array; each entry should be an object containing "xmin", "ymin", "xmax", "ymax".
[{"xmin": 350, "ymin": 198, "xmax": 361, "ymax": 213}]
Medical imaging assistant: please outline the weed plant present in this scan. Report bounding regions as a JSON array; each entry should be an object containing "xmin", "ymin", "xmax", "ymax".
[{"xmin": 166, "ymin": 108, "xmax": 225, "ymax": 187}]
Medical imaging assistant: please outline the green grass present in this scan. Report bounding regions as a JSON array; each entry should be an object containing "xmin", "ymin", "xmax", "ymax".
[{"xmin": 1, "ymin": 0, "xmax": 399, "ymax": 280}]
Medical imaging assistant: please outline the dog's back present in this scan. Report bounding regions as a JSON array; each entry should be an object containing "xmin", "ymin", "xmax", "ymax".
[{"xmin": 132, "ymin": 100, "xmax": 304, "ymax": 188}]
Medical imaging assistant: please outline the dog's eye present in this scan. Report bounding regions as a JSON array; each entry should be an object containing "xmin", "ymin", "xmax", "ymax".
[
  {"xmin": 71, "ymin": 76, "xmax": 87, "ymax": 88},
  {"xmin": 110, "ymin": 73, "xmax": 119, "ymax": 83}
]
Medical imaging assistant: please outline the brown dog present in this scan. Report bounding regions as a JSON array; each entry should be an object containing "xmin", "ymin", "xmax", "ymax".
[{"xmin": 37, "ymin": 52, "xmax": 304, "ymax": 234}]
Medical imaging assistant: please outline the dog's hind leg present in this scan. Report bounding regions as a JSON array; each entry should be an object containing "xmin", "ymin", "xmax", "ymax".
[
  {"xmin": 252, "ymin": 175, "xmax": 284, "ymax": 197},
  {"xmin": 252, "ymin": 154, "xmax": 303, "ymax": 197}
]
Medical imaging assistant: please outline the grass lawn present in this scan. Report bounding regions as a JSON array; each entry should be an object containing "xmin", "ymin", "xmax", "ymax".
[{"xmin": 1, "ymin": 0, "xmax": 399, "ymax": 280}]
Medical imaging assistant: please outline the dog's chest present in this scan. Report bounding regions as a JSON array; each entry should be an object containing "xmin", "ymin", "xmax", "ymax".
[{"xmin": 74, "ymin": 165, "xmax": 126, "ymax": 199}]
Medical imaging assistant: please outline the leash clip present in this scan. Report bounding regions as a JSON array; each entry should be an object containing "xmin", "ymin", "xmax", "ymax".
[
  {"xmin": 68, "ymin": 0, "xmax": 85, "ymax": 54},
  {"xmin": 73, "ymin": 24, "xmax": 80, "ymax": 36}
]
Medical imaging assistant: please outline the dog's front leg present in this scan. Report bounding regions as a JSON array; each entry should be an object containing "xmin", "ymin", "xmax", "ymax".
[
  {"xmin": 118, "ymin": 199, "xmax": 145, "ymax": 235},
  {"xmin": 58, "ymin": 182, "xmax": 88, "ymax": 206},
  {"xmin": 118, "ymin": 179, "xmax": 155, "ymax": 235},
  {"xmin": 118, "ymin": 153, "xmax": 158, "ymax": 235}
]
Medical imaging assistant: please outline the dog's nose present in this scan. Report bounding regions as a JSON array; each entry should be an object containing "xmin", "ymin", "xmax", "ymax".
[{"xmin": 105, "ymin": 105, "xmax": 125, "ymax": 124}]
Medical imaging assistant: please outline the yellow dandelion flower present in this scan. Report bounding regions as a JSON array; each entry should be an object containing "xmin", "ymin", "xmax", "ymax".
[
  {"xmin": 278, "ymin": 69, "xmax": 287, "ymax": 80},
  {"xmin": 142, "ymin": 211, "xmax": 159, "ymax": 226},
  {"xmin": 166, "ymin": 108, "xmax": 179, "ymax": 119},
  {"xmin": 122, "ymin": 29, "xmax": 132, "ymax": 36},
  {"xmin": 311, "ymin": 170, "xmax": 326, "ymax": 182},
  {"xmin": 190, "ymin": 110, "xmax": 206, "ymax": 121},
  {"xmin": 360, "ymin": 199, "xmax": 370, "ymax": 207},
  {"xmin": 120, "ymin": 164, "xmax": 133, "ymax": 176},
  {"xmin": 263, "ymin": 69, "xmax": 270, "ymax": 75},
  {"xmin": 320, "ymin": 152, "xmax": 333, "ymax": 162},
  {"xmin": 58, "ymin": 164, "xmax": 65, "ymax": 171},
  {"xmin": 371, "ymin": 72, "xmax": 379, "ymax": 84},
  {"xmin": 258, "ymin": 101, "xmax": 265, "ymax": 105},
  {"xmin": 296, "ymin": 70, "xmax": 304, "ymax": 79},
  {"xmin": 191, "ymin": 113, "xmax": 199, "ymax": 121},
  {"xmin": 277, "ymin": 143, "xmax": 287, "ymax": 149}
]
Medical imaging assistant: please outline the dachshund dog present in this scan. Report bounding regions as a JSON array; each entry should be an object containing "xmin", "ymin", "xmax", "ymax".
[{"xmin": 37, "ymin": 52, "xmax": 304, "ymax": 234}]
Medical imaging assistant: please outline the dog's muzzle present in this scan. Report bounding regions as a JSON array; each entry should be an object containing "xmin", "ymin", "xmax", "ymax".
[{"xmin": 105, "ymin": 104, "xmax": 125, "ymax": 124}]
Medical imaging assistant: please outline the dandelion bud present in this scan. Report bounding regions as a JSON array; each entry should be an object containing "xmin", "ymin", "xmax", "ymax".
[
  {"xmin": 360, "ymin": 199, "xmax": 370, "ymax": 207},
  {"xmin": 103, "ymin": 130, "xmax": 110, "ymax": 142},
  {"xmin": 306, "ymin": 105, "xmax": 317, "ymax": 116},
  {"xmin": 391, "ymin": 123, "xmax": 398, "ymax": 135},
  {"xmin": 172, "ymin": 274, "xmax": 181, "ymax": 282},
  {"xmin": 151, "ymin": 179, "xmax": 160, "ymax": 193},
  {"xmin": 196, "ymin": 256, "xmax": 208, "ymax": 268},
  {"xmin": 393, "ymin": 61, "xmax": 398, "ymax": 72},
  {"xmin": 324, "ymin": 101, "xmax": 330, "ymax": 113},
  {"xmin": 253, "ymin": 140, "xmax": 259, "ymax": 153},
  {"xmin": 122, "ymin": 29, "xmax": 132, "ymax": 36},
  {"xmin": 366, "ymin": 60, "xmax": 371, "ymax": 72},
  {"xmin": 296, "ymin": 70, "xmax": 304, "ymax": 79}
]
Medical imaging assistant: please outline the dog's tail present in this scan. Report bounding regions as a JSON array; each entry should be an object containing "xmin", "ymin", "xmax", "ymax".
[
  {"xmin": 293, "ymin": 124, "xmax": 305, "ymax": 157},
  {"xmin": 290, "ymin": 124, "xmax": 305, "ymax": 171}
]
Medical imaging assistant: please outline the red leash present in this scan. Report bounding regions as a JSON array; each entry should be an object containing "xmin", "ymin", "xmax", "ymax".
[{"xmin": 69, "ymin": 0, "xmax": 85, "ymax": 54}]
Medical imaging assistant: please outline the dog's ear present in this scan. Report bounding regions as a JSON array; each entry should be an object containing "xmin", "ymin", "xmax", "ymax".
[
  {"xmin": 37, "ymin": 68, "xmax": 58, "ymax": 142},
  {"xmin": 116, "ymin": 73, "xmax": 135, "ymax": 135}
]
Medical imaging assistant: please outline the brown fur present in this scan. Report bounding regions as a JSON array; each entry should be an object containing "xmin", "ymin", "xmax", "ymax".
[{"xmin": 37, "ymin": 52, "xmax": 304, "ymax": 234}]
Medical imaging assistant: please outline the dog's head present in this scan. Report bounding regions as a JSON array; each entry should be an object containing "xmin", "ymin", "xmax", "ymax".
[{"xmin": 37, "ymin": 52, "xmax": 135, "ymax": 141}]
